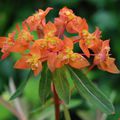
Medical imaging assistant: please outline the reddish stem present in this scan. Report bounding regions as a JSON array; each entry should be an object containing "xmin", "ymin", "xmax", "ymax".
[
  {"xmin": 73, "ymin": 39, "xmax": 80, "ymax": 43},
  {"xmin": 37, "ymin": 27, "xmax": 44, "ymax": 39},
  {"xmin": 85, "ymin": 64, "xmax": 96, "ymax": 75},
  {"xmin": 72, "ymin": 36, "xmax": 80, "ymax": 43},
  {"xmin": 53, "ymin": 84, "xmax": 60, "ymax": 120}
]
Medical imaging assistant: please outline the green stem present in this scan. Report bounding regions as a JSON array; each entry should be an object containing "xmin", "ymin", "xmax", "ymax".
[{"xmin": 53, "ymin": 84, "xmax": 60, "ymax": 120}]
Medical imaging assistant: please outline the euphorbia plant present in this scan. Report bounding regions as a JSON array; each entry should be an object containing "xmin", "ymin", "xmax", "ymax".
[{"xmin": 0, "ymin": 7, "xmax": 119, "ymax": 120}]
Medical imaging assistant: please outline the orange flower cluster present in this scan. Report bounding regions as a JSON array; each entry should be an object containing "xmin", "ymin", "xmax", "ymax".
[{"xmin": 0, "ymin": 7, "xmax": 119, "ymax": 76}]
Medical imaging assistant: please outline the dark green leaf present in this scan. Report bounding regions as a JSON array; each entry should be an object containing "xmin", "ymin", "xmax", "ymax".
[
  {"xmin": 63, "ymin": 104, "xmax": 71, "ymax": 120},
  {"xmin": 9, "ymin": 71, "xmax": 32, "ymax": 100},
  {"xmin": 39, "ymin": 63, "xmax": 52, "ymax": 104},
  {"xmin": 53, "ymin": 66, "xmax": 70, "ymax": 104},
  {"xmin": 68, "ymin": 66, "xmax": 115, "ymax": 114}
]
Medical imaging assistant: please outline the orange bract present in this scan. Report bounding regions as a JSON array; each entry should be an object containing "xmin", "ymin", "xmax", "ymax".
[
  {"xmin": 14, "ymin": 48, "xmax": 42, "ymax": 76},
  {"xmin": 0, "ymin": 31, "xmax": 16, "ymax": 59},
  {"xmin": 59, "ymin": 7, "xmax": 75, "ymax": 22},
  {"xmin": 0, "ymin": 7, "xmax": 119, "ymax": 75},
  {"xmin": 43, "ymin": 22, "xmax": 57, "ymax": 37},
  {"xmin": 55, "ymin": 36, "xmax": 89, "ymax": 69},
  {"xmin": 10, "ymin": 24, "xmax": 34, "ymax": 53},
  {"xmin": 24, "ymin": 7, "xmax": 53, "ymax": 31},
  {"xmin": 94, "ymin": 40, "xmax": 120, "ymax": 73},
  {"xmin": 79, "ymin": 28, "xmax": 102, "ymax": 57},
  {"xmin": 66, "ymin": 17, "xmax": 88, "ymax": 33}
]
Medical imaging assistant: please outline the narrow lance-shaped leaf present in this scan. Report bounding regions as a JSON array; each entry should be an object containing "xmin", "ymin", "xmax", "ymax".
[
  {"xmin": 39, "ymin": 63, "xmax": 52, "ymax": 104},
  {"xmin": 53, "ymin": 66, "xmax": 71, "ymax": 104},
  {"xmin": 10, "ymin": 70, "xmax": 32, "ymax": 100},
  {"xmin": 68, "ymin": 66, "xmax": 115, "ymax": 114}
]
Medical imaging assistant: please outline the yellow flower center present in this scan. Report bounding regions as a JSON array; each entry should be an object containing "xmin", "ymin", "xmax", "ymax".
[
  {"xmin": 63, "ymin": 48, "xmax": 73, "ymax": 59},
  {"xmin": 27, "ymin": 54, "xmax": 40, "ymax": 70},
  {"xmin": 65, "ymin": 48, "xmax": 72, "ymax": 54},
  {"xmin": 82, "ymin": 30, "xmax": 96, "ymax": 46},
  {"xmin": 47, "ymin": 31, "xmax": 55, "ymax": 37},
  {"xmin": 40, "ymin": 41, "xmax": 47, "ymax": 48},
  {"xmin": 65, "ymin": 11, "xmax": 75, "ymax": 20},
  {"xmin": 5, "ymin": 38, "xmax": 14, "ymax": 46},
  {"xmin": 82, "ymin": 30, "xmax": 89, "ymax": 36},
  {"xmin": 17, "ymin": 30, "xmax": 33, "ymax": 42},
  {"xmin": 86, "ymin": 39, "xmax": 91, "ymax": 45},
  {"xmin": 70, "ymin": 53, "xmax": 79, "ymax": 61},
  {"xmin": 33, "ymin": 12, "xmax": 41, "ymax": 20},
  {"xmin": 46, "ymin": 37, "xmax": 57, "ymax": 46}
]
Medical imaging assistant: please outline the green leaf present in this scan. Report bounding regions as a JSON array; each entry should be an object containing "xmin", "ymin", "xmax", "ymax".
[
  {"xmin": 30, "ymin": 99, "xmax": 54, "ymax": 114},
  {"xmin": 53, "ymin": 66, "xmax": 70, "ymax": 104},
  {"xmin": 68, "ymin": 66, "xmax": 115, "ymax": 114},
  {"xmin": 9, "ymin": 71, "xmax": 32, "ymax": 100},
  {"xmin": 63, "ymin": 104, "xmax": 71, "ymax": 120},
  {"xmin": 39, "ymin": 63, "xmax": 52, "ymax": 104}
]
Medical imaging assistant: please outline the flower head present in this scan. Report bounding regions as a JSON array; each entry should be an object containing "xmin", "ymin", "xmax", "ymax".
[{"xmin": 0, "ymin": 7, "xmax": 119, "ymax": 75}]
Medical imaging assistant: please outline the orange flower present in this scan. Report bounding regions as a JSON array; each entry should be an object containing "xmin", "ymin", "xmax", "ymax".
[
  {"xmin": 66, "ymin": 17, "xmax": 88, "ymax": 33},
  {"xmin": 94, "ymin": 40, "xmax": 120, "ymax": 73},
  {"xmin": 10, "ymin": 24, "xmax": 34, "ymax": 53},
  {"xmin": 33, "ymin": 22, "xmax": 64, "ymax": 52},
  {"xmin": 30, "ymin": 22, "xmax": 64, "ymax": 72},
  {"xmin": 46, "ymin": 36, "xmax": 89, "ymax": 72},
  {"xmin": 46, "ymin": 35, "xmax": 70, "ymax": 72},
  {"xmin": 0, "ymin": 31, "xmax": 16, "ymax": 59},
  {"xmin": 54, "ymin": 7, "xmax": 76, "ymax": 37},
  {"xmin": 58, "ymin": 7, "xmax": 88, "ymax": 34},
  {"xmin": 24, "ymin": 7, "xmax": 53, "ymax": 31},
  {"xmin": 14, "ymin": 48, "xmax": 42, "ymax": 76},
  {"xmin": 43, "ymin": 22, "xmax": 57, "ymax": 37},
  {"xmin": 55, "ymin": 36, "xmax": 89, "ymax": 69},
  {"xmin": 43, "ymin": 22, "xmax": 63, "ymax": 51},
  {"xmin": 54, "ymin": 18, "xmax": 65, "ymax": 38},
  {"xmin": 32, "ymin": 39, "xmax": 47, "ymax": 51},
  {"xmin": 79, "ymin": 27, "xmax": 102, "ymax": 58},
  {"xmin": 59, "ymin": 7, "xmax": 76, "ymax": 22}
]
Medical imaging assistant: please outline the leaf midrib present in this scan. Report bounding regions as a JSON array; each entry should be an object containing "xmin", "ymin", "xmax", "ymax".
[
  {"xmin": 69, "ymin": 67, "xmax": 113, "ymax": 113},
  {"xmin": 58, "ymin": 71, "xmax": 68, "ymax": 100}
]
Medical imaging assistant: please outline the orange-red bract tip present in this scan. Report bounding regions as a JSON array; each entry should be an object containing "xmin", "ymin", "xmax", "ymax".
[
  {"xmin": 98, "ymin": 58, "xmax": 120, "ymax": 74},
  {"xmin": 14, "ymin": 57, "xmax": 29, "ymax": 69},
  {"xmin": 69, "ymin": 54, "xmax": 90, "ymax": 69}
]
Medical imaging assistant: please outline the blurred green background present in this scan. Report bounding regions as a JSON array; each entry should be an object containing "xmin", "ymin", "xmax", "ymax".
[{"xmin": 0, "ymin": 0, "xmax": 120, "ymax": 120}]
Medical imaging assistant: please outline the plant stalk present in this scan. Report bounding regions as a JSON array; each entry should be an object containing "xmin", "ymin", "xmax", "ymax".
[{"xmin": 53, "ymin": 84, "xmax": 60, "ymax": 120}]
